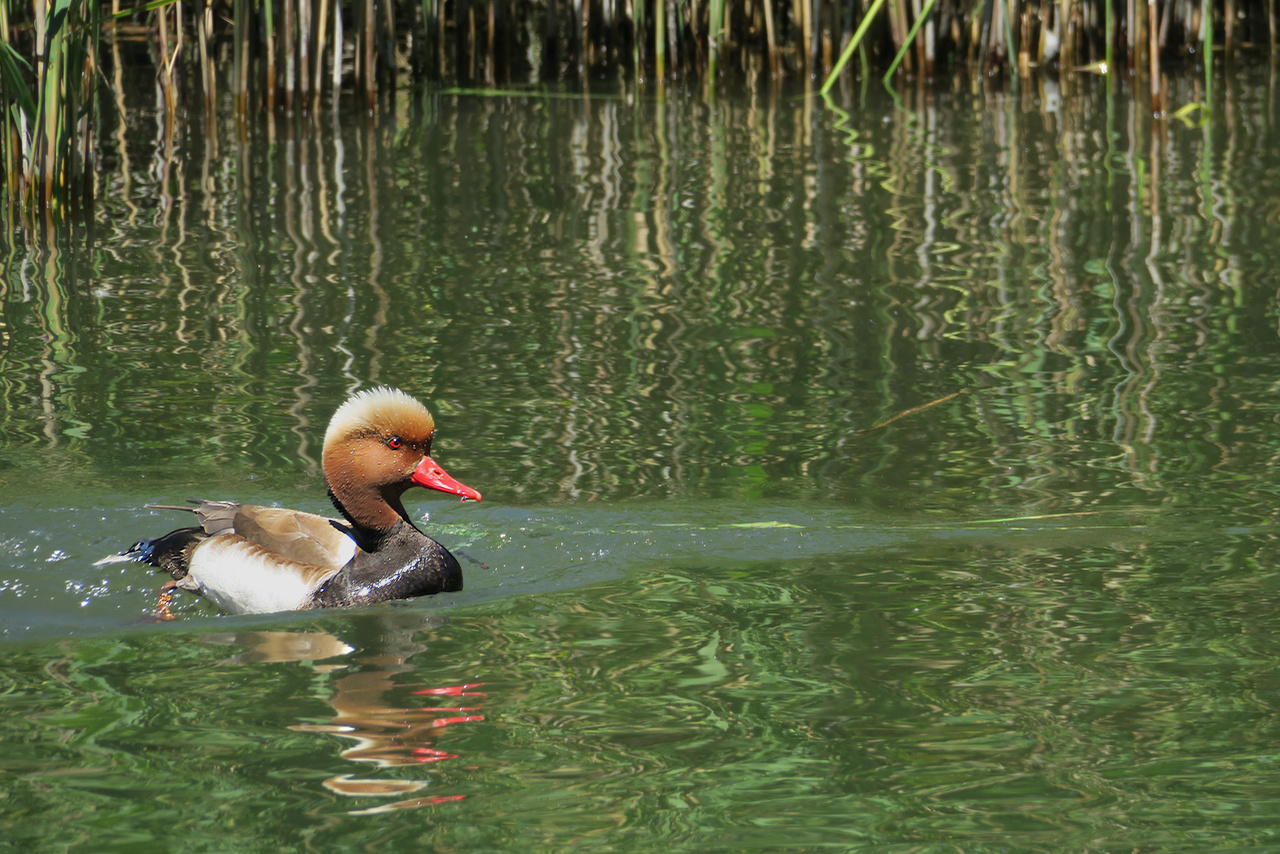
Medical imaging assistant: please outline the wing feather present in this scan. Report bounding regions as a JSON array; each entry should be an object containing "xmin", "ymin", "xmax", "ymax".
[{"xmin": 188, "ymin": 501, "xmax": 357, "ymax": 570}]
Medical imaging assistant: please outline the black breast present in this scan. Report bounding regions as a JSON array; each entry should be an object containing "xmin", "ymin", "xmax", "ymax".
[{"xmin": 308, "ymin": 523, "xmax": 462, "ymax": 608}]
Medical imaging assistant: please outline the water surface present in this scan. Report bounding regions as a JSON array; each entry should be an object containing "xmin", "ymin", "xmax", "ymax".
[{"xmin": 4, "ymin": 69, "xmax": 1280, "ymax": 850}]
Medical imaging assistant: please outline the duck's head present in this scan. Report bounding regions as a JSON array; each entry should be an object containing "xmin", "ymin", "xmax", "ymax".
[{"xmin": 321, "ymin": 387, "xmax": 481, "ymax": 530}]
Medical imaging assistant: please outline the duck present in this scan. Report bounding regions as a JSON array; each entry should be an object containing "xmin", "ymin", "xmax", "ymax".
[{"xmin": 108, "ymin": 387, "xmax": 481, "ymax": 616}]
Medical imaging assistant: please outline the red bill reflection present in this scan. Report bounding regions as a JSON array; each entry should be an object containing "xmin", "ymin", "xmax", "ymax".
[{"xmin": 204, "ymin": 627, "xmax": 486, "ymax": 815}]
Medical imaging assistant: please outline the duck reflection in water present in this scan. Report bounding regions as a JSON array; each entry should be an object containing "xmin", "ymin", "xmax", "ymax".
[{"xmin": 203, "ymin": 613, "xmax": 485, "ymax": 814}]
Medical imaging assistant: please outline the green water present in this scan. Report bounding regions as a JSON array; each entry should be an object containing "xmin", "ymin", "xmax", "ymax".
[{"xmin": 5, "ymin": 69, "xmax": 1280, "ymax": 850}]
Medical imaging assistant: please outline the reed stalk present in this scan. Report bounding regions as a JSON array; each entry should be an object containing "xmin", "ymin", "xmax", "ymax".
[
  {"xmin": 761, "ymin": 0, "xmax": 777, "ymax": 75},
  {"xmin": 197, "ymin": 0, "xmax": 214, "ymax": 114},
  {"xmin": 884, "ymin": 0, "xmax": 935, "ymax": 81},
  {"xmin": 1149, "ymin": 0, "xmax": 1160, "ymax": 112},
  {"xmin": 887, "ymin": 0, "xmax": 907, "ymax": 72},
  {"xmin": 1, "ymin": 0, "xmax": 1274, "ymax": 234},
  {"xmin": 300, "ymin": 0, "xmax": 312, "ymax": 104},
  {"xmin": 1224, "ymin": 0, "xmax": 1233, "ymax": 58},
  {"xmin": 265, "ymin": 0, "xmax": 277, "ymax": 112},
  {"xmin": 0, "ymin": 0, "xmax": 98, "ymax": 230},
  {"xmin": 315, "ymin": 0, "xmax": 329, "ymax": 108},
  {"xmin": 156, "ymin": 3, "xmax": 175, "ymax": 118},
  {"xmin": 1105, "ymin": 0, "xmax": 1114, "ymax": 71},
  {"xmin": 709, "ymin": 0, "xmax": 726, "ymax": 80},
  {"xmin": 822, "ymin": 0, "xmax": 890, "ymax": 94},
  {"xmin": 1202, "ymin": 0, "xmax": 1212, "ymax": 94},
  {"xmin": 1271, "ymin": 0, "xmax": 1277, "ymax": 55},
  {"xmin": 574, "ymin": 0, "xmax": 584, "ymax": 73},
  {"xmin": 634, "ymin": 0, "xmax": 645, "ymax": 79},
  {"xmin": 382, "ymin": 0, "xmax": 397, "ymax": 88},
  {"xmin": 234, "ymin": 0, "xmax": 248, "ymax": 115},
  {"xmin": 362, "ymin": 0, "xmax": 374, "ymax": 100},
  {"xmin": 487, "ymin": 0, "xmax": 496, "ymax": 83},
  {"xmin": 334, "ymin": 0, "xmax": 344, "ymax": 99},
  {"xmin": 667, "ymin": 0, "xmax": 679, "ymax": 74},
  {"xmin": 1003, "ymin": 0, "xmax": 1017, "ymax": 76},
  {"xmin": 656, "ymin": 0, "xmax": 667, "ymax": 79},
  {"xmin": 283, "ymin": 0, "xmax": 296, "ymax": 111}
]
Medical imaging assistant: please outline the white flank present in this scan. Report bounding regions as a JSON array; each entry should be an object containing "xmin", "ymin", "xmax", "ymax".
[{"xmin": 188, "ymin": 536, "xmax": 337, "ymax": 615}]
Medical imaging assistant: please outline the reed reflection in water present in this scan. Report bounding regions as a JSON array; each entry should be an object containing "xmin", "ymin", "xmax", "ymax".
[{"xmin": 4, "ymin": 70, "xmax": 1280, "ymax": 520}]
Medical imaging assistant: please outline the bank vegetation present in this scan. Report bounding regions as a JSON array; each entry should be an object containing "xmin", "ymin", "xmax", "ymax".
[{"xmin": 0, "ymin": 0, "xmax": 1271, "ymax": 234}]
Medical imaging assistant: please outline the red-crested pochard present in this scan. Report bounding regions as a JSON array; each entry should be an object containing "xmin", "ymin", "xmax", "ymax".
[{"xmin": 108, "ymin": 387, "xmax": 481, "ymax": 615}]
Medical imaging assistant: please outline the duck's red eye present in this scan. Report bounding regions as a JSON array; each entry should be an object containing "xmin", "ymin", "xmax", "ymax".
[{"xmin": 386, "ymin": 436, "xmax": 403, "ymax": 450}]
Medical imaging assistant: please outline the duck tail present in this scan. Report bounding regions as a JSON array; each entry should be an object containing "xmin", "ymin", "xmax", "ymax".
[{"xmin": 95, "ymin": 526, "xmax": 206, "ymax": 580}]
